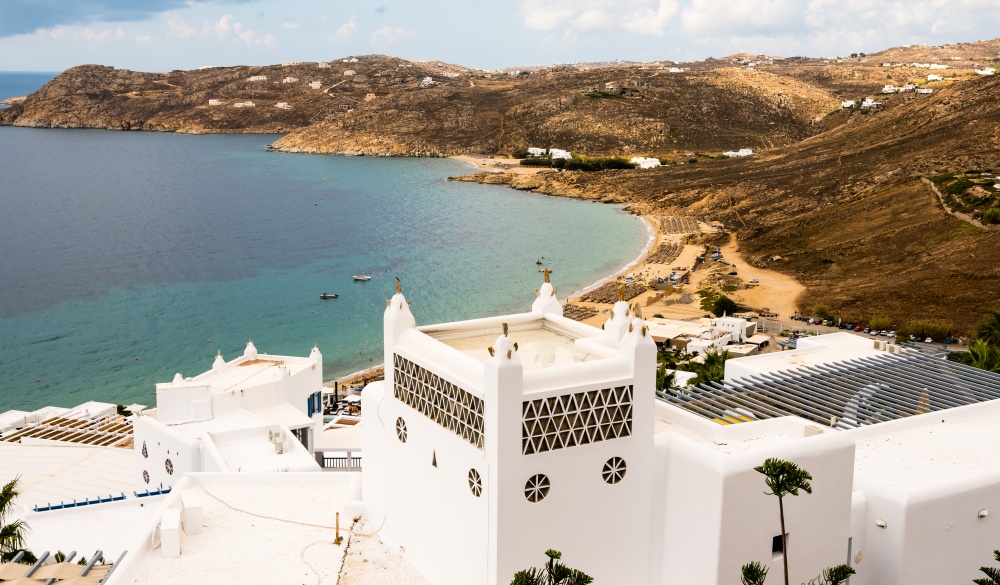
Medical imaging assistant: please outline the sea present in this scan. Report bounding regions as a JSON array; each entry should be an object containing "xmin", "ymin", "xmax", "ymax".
[{"xmin": 0, "ymin": 72, "xmax": 650, "ymax": 412}]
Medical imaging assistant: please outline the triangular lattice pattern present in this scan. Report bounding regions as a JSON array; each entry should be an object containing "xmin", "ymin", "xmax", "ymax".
[
  {"xmin": 393, "ymin": 354, "xmax": 485, "ymax": 449},
  {"xmin": 521, "ymin": 386, "xmax": 633, "ymax": 455}
]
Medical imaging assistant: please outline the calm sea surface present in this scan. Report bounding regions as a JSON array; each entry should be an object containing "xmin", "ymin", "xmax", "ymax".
[
  {"xmin": 0, "ymin": 72, "xmax": 56, "ymax": 103},
  {"xmin": 0, "ymin": 103, "xmax": 648, "ymax": 411}
]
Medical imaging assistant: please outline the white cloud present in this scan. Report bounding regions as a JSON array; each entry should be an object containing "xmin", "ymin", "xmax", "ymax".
[
  {"xmin": 371, "ymin": 26, "xmax": 407, "ymax": 48},
  {"xmin": 335, "ymin": 16, "xmax": 357, "ymax": 41},
  {"xmin": 212, "ymin": 14, "xmax": 232, "ymax": 38},
  {"xmin": 520, "ymin": 0, "xmax": 680, "ymax": 35},
  {"xmin": 165, "ymin": 12, "xmax": 196, "ymax": 38},
  {"xmin": 202, "ymin": 14, "xmax": 276, "ymax": 48},
  {"xmin": 74, "ymin": 25, "xmax": 126, "ymax": 42},
  {"xmin": 280, "ymin": 21, "xmax": 303, "ymax": 30}
]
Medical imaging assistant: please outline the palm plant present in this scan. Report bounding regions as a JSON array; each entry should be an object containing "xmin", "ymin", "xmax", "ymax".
[
  {"xmin": 656, "ymin": 362, "xmax": 677, "ymax": 395},
  {"xmin": 679, "ymin": 348, "xmax": 731, "ymax": 385},
  {"xmin": 741, "ymin": 561, "xmax": 769, "ymax": 585},
  {"xmin": 950, "ymin": 340, "xmax": 1000, "ymax": 372},
  {"xmin": 0, "ymin": 476, "xmax": 33, "ymax": 563},
  {"xmin": 511, "ymin": 549, "xmax": 593, "ymax": 585},
  {"xmin": 754, "ymin": 459, "xmax": 813, "ymax": 585},
  {"xmin": 974, "ymin": 549, "xmax": 1000, "ymax": 585},
  {"xmin": 975, "ymin": 311, "xmax": 1000, "ymax": 346}
]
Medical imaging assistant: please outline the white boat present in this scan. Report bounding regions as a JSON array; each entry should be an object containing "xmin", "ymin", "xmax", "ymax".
[{"xmin": 353, "ymin": 274, "xmax": 371, "ymax": 281}]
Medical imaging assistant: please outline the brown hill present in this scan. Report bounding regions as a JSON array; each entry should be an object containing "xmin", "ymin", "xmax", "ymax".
[
  {"xmin": 270, "ymin": 65, "xmax": 836, "ymax": 156},
  {"xmin": 454, "ymin": 73, "xmax": 1000, "ymax": 333}
]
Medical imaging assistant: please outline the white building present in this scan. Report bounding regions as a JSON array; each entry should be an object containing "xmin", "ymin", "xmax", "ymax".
[
  {"xmin": 631, "ymin": 157, "xmax": 662, "ymax": 169},
  {"xmin": 281, "ymin": 61, "xmax": 302, "ymax": 67},
  {"xmin": 275, "ymin": 102, "xmax": 291, "ymax": 110},
  {"xmin": 132, "ymin": 342, "xmax": 324, "ymax": 490},
  {"xmin": 207, "ymin": 99, "xmax": 222, "ymax": 106},
  {"xmin": 548, "ymin": 148, "xmax": 572, "ymax": 160},
  {"xmin": 861, "ymin": 98, "xmax": 881, "ymax": 108},
  {"xmin": 247, "ymin": 75, "xmax": 267, "ymax": 82},
  {"xmin": 975, "ymin": 67, "xmax": 996, "ymax": 75},
  {"xmin": 928, "ymin": 63, "xmax": 950, "ymax": 70},
  {"xmin": 724, "ymin": 148, "xmax": 754, "ymax": 158},
  {"xmin": 281, "ymin": 76, "xmax": 298, "ymax": 84},
  {"xmin": 916, "ymin": 88, "xmax": 934, "ymax": 94},
  {"xmin": 344, "ymin": 70, "xmax": 356, "ymax": 76},
  {"xmin": 841, "ymin": 100, "xmax": 856, "ymax": 108},
  {"xmin": 668, "ymin": 67, "xmax": 685, "ymax": 73},
  {"xmin": 308, "ymin": 80, "xmax": 322, "ymax": 89},
  {"xmin": 317, "ymin": 62, "xmax": 332, "ymax": 69},
  {"xmin": 233, "ymin": 101, "xmax": 255, "ymax": 108},
  {"xmin": 418, "ymin": 76, "xmax": 436, "ymax": 87},
  {"xmin": 362, "ymin": 277, "xmax": 656, "ymax": 585},
  {"xmin": 927, "ymin": 74, "xmax": 943, "ymax": 81},
  {"xmin": 882, "ymin": 85, "xmax": 898, "ymax": 94}
]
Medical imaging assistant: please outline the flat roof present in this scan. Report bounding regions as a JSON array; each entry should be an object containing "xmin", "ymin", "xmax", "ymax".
[
  {"xmin": 855, "ymin": 406, "xmax": 1000, "ymax": 490},
  {"xmin": 439, "ymin": 326, "xmax": 603, "ymax": 370},
  {"xmin": 0, "ymin": 443, "xmax": 136, "ymax": 509},
  {"xmin": 661, "ymin": 353, "xmax": 1000, "ymax": 429}
]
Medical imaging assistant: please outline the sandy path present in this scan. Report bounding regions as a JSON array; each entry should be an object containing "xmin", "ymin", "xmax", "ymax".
[{"xmin": 719, "ymin": 241, "xmax": 804, "ymax": 321}]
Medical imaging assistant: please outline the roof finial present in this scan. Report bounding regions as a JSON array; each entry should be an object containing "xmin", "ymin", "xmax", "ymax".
[
  {"xmin": 618, "ymin": 283, "xmax": 626, "ymax": 302},
  {"xmin": 502, "ymin": 322, "xmax": 509, "ymax": 337},
  {"xmin": 542, "ymin": 268, "xmax": 552, "ymax": 283},
  {"xmin": 395, "ymin": 276, "xmax": 402, "ymax": 294}
]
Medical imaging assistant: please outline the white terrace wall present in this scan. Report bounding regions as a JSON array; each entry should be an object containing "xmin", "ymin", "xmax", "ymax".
[
  {"xmin": 653, "ymin": 428, "xmax": 855, "ymax": 585},
  {"xmin": 133, "ymin": 416, "xmax": 201, "ymax": 491}
]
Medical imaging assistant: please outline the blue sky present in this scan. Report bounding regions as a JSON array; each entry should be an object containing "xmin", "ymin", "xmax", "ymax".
[{"xmin": 2, "ymin": 0, "xmax": 999, "ymax": 72}]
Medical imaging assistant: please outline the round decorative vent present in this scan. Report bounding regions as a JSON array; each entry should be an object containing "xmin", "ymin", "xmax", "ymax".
[
  {"xmin": 468, "ymin": 469, "xmax": 482, "ymax": 497},
  {"xmin": 524, "ymin": 474, "xmax": 550, "ymax": 503},
  {"xmin": 395, "ymin": 417, "xmax": 408, "ymax": 443},
  {"xmin": 141, "ymin": 441, "xmax": 148, "ymax": 459},
  {"xmin": 142, "ymin": 470, "xmax": 150, "ymax": 484},
  {"xmin": 602, "ymin": 457, "xmax": 626, "ymax": 484},
  {"xmin": 165, "ymin": 459, "xmax": 174, "ymax": 475}
]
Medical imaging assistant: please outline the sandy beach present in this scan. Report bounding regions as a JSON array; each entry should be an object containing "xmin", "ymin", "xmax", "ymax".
[{"xmin": 452, "ymin": 154, "xmax": 554, "ymax": 175}]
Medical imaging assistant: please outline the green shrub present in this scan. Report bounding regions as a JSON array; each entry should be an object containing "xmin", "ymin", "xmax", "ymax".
[
  {"xmin": 659, "ymin": 158, "xmax": 678, "ymax": 165},
  {"xmin": 688, "ymin": 158, "xmax": 698, "ymax": 164},
  {"xmin": 712, "ymin": 295, "xmax": 740, "ymax": 317},
  {"xmin": 868, "ymin": 316, "xmax": 893, "ymax": 330},
  {"xmin": 511, "ymin": 148, "xmax": 530, "ymax": 159},
  {"xmin": 519, "ymin": 157, "xmax": 552, "ymax": 167},
  {"xmin": 982, "ymin": 207, "xmax": 1000, "ymax": 225},
  {"xmin": 945, "ymin": 178, "xmax": 975, "ymax": 195},
  {"xmin": 902, "ymin": 320, "xmax": 953, "ymax": 341},
  {"xmin": 561, "ymin": 156, "xmax": 636, "ymax": 171}
]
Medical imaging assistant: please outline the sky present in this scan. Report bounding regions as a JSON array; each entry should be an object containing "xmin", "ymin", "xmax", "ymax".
[{"xmin": 1, "ymin": 0, "xmax": 999, "ymax": 73}]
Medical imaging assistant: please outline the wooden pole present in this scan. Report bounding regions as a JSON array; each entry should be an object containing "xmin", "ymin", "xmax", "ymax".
[{"xmin": 335, "ymin": 512, "xmax": 343, "ymax": 545}]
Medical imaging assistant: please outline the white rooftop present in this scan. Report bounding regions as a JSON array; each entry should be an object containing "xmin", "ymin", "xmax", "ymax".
[
  {"xmin": 0, "ymin": 443, "xmax": 136, "ymax": 509},
  {"xmin": 440, "ymin": 326, "xmax": 603, "ymax": 370},
  {"xmin": 205, "ymin": 426, "xmax": 319, "ymax": 473},
  {"xmin": 724, "ymin": 332, "xmax": 884, "ymax": 382},
  {"xmin": 854, "ymin": 404, "xmax": 1000, "ymax": 490}
]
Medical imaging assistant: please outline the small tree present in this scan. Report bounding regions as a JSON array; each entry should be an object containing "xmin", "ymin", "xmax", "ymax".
[
  {"xmin": 713, "ymin": 295, "xmax": 740, "ymax": 317},
  {"xmin": 0, "ymin": 476, "xmax": 34, "ymax": 563},
  {"xmin": 656, "ymin": 362, "xmax": 677, "ymax": 395},
  {"xmin": 511, "ymin": 549, "xmax": 593, "ymax": 585},
  {"xmin": 974, "ymin": 549, "xmax": 1000, "ymax": 585},
  {"xmin": 741, "ymin": 561, "xmax": 768, "ymax": 585},
  {"xmin": 976, "ymin": 310, "xmax": 1000, "ymax": 345},
  {"xmin": 755, "ymin": 458, "xmax": 813, "ymax": 585}
]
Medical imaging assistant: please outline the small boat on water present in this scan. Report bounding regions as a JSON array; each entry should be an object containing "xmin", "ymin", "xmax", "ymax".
[
  {"xmin": 320, "ymin": 293, "xmax": 339, "ymax": 299},
  {"xmin": 353, "ymin": 274, "xmax": 372, "ymax": 281}
]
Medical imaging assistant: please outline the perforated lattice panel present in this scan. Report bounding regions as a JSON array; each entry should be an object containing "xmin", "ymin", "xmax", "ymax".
[
  {"xmin": 522, "ymin": 385, "xmax": 633, "ymax": 455},
  {"xmin": 394, "ymin": 354, "xmax": 485, "ymax": 449}
]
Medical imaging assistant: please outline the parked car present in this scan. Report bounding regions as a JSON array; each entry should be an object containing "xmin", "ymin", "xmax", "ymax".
[
  {"xmin": 728, "ymin": 271, "xmax": 737, "ymax": 275},
  {"xmin": 925, "ymin": 337, "xmax": 933, "ymax": 343},
  {"xmin": 854, "ymin": 326, "xmax": 863, "ymax": 332},
  {"xmin": 863, "ymin": 328, "xmax": 870, "ymax": 333},
  {"xmin": 749, "ymin": 278, "xmax": 759, "ymax": 283}
]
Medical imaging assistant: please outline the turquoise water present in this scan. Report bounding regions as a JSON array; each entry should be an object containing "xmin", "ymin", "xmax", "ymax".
[{"xmin": 0, "ymin": 128, "xmax": 648, "ymax": 411}]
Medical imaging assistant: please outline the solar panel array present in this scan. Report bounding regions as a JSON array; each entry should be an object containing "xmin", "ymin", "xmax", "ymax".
[{"xmin": 659, "ymin": 353, "xmax": 1000, "ymax": 429}]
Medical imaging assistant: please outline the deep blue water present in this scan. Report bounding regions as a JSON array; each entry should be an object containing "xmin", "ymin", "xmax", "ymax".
[
  {"xmin": 0, "ymin": 128, "xmax": 648, "ymax": 411},
  {"xmin": 0, "ymin": 71, "xmax": 56, "ymax": 103}
]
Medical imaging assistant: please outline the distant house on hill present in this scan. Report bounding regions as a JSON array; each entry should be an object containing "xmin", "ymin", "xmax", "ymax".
[
  {"xmin": 975, "ymin": 67, "xmax": 996, "ymax": 75},
  {"xmin": 308, "ymin": 81, "xmax": 322, "ymax": 89},
  {"xmin": 899, "ymin": 84, "xmax": 916, "ymax": 92},
  {"xmin": 418, "ymin": 77, "xmax": 436, "ymax": 88},
  {"xmin": 861, "ymin": 98, "xmax": 881, "ymax": 108},
  {"xmin": 343, "ymin": 70, "xmax": 356, "ymax": 76},
  {"xmin": 630, "ymin": 157, "xmax": 661, "ymax": 169},
  {"xmin": 549, "ymin": 149, "xmax": 572, "ymax": 160},
  {"xmin": 928, "ymin": 63, "xmax": 949, "ymax": 70},
  {"xmin": 248, "ymin": 75, "xmax": 267, "ymax": 82},
  {"xmin": 841, "ymin": 100, "xmax": 856, "ymax": 108},
  {"xmin": 275, "ymin": 102, "xmax": 291, "ymax": 110},
  {"xmin": 526, "ymin": 147, "xmax": 546, "ymax": 157},
  {"xmin": 282, "ymin": 77, "xmax": 299, "ymax": 84},
  {"xmin": 667, "ymin": 67, "xmax": 685, "ymax": 73},
  {"xmin": 317, "ymin": 62, "xmax": 331, "ymax": 69},
  {"xmin": 927, "ymin": 74, "xmax": 943, "ymax": 81},
  {"xmin": 364, "ymin": 93, "xmax": 377, "ymax": 101},
  {"xmin": 915, "ymin": 88, "xmax": 934, "ymax": 94},
  {"xmin": 208, "ymin": 99, "xmax": 222, "ymax": 106},
  {"xmin": 723, "ymin": 148, "xmax": 753, "ymax": 158},
  {"xmin": 882, "ymin": 85, "xmax": 898, "ymax": 93},
  {"xmin": 234, "ymin": 101, "xmax": 255, "ymax": 108}
]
